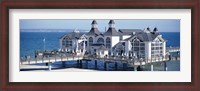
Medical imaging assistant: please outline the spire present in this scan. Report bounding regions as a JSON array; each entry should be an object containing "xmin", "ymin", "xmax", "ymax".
[
  {"xmin": 153, "ymin": 27, "xmax": 158, "ymax": 32},
  {"xmin": 144, "ymin": 27, "xmax": 151, "ymax": 33},
  {"xmin": 91, "ymin": 20, "xmax": 98, "ymax": 28},
  {"xmin": 86, "ymin": 20, "xmax": 101, "ymax": 35},
  {"xmin": 152, "ymin": 27, "xmax": 159, "ymax": 34},
  {"xmin": 108, "ymin": 20, "xmax": 115, "ymax": 28},
  {"xmin": 147, "ymin": 27, "xmax": 150, "ymax": 31},
  {"xmin": 104, "ymin": 20, "xmax": 119, "ymax": 36}
]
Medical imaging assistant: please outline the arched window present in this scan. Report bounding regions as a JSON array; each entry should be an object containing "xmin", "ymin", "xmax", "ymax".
[
  {"xmin": 97, "ymin": 38, "xmax": 104, "ymax": 44},
  {"xmin": 134, "ymin": 39, "xmax": 139, "ymax": 46},
  {"xmin": 89, "ymin": 37, "xmax": 93, "ymax": 46},
  {"xmin": 62, "ymin": 37, "xmax": 72, "ymax": 48},
  {"xmin": 106, "ymin": 37, "xmax": 111, "ymax": 48}
]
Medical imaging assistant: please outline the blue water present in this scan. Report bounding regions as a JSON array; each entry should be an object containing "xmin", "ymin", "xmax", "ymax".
[
  {"xmin": 161, "ymin": 32, "xmax": 180, "ymax": 47},
  {"xmin": 20, "ymin": 32, "xmax": 180, "ymax": 57},
  {"xmin": 20, "ymin": 32, "xmax": 64, "ymax": 57}
]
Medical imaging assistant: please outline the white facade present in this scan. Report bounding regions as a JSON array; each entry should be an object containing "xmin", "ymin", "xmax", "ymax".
[
  {"xmin": 122, "ymin": 35, "xmax": 131, "ymax": 40},
  {"xmin": 145, "ymin": 42, "xmax": 151, "ymax": 60},
  {"xmin": 60, "ymin": 30, "xmax": 87, "ymax": 55}
]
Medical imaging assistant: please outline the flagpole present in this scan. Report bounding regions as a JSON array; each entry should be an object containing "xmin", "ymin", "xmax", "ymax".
[{"xmin": 43, "ymin": 38, "xmax": 45, "ymax": 51}]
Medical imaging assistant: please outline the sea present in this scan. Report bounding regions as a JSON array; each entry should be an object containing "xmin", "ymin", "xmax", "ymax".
[{"xmin": 20, "ymin": 31, "xmax": 180, "ymax": 71}]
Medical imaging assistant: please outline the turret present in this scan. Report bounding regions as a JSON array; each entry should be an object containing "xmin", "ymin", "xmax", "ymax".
[
  {"xmin": 153, "ymin": 27, "xmax": 158, "ymax": 33},
  {"xmin": 91, "ymin": 20, "xmax": 98, "ymax": 28},
  {"xmin": 108, "ymin": 20, "xmax": 115, "ymax": 28},
  {"xmin": 144, "ymin": 27, "xmax": 151, "ymax": 33}
]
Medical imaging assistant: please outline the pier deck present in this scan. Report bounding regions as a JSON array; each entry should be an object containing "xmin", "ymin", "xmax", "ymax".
[{"xmin": 20, "ymin": 54, "xmax": 180, "ymax": 66}]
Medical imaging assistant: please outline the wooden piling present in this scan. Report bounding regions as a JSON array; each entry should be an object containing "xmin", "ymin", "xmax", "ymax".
[
  {"xmin": 104, "ymin": 62, "xmax": 107, "ymax": 71},
  {"xmin": 164, "ymin": 61, "xmax": 167, "ymax": 71},
  {"xmin": 79, "ymin": 60, "xmax": 82, "ymax": 68},
  {"xmin": 46, "ymin": 63, "xmax": 48, "ymax": 66},
  {"xmin": 55, "ymin": 55, "xmax": 57, "ymax": 62},
  {"xmin": 48, "ymin": 62, "xmax": 52, "ymax": 71},
  {"xmin": 49, "ymin": 56, "xmax": 50, "ymax": 63},
  {"xmin": 28, "ymin": 58, "xmax": 30, "ymax": 64},
  {"xmin": 123, "ymin": 63, "xmax": 126, "ymax": 71},
  {"xmin": 35, "ymin": 58, "xmax": 37, "ymax": 64},
  {"xmin": 42, "ymin": 57, "xmax": 44, "ymax": 63},
  {"xmin": 77, "ymin": 60, "xmax": 80, "ymax": 68},
  {"xmin": 95, "ymin": 60, "xmax": 97, "ymax": 70},
  {"xmin": 61, "ymin": 55, "xmax": 63, "ymax": 61},
  {"xmin": 62, "ymin": 61, "xmax": 66, "ymax": 68},
  {"xmin": 151, "ymin": 64, "xmax": 154, "ymax": 71},
  {"xmin": 134, "ymin": 66, "xmax": 137, "ymax": 71},
  {"xmin": 86, "ymin": 60, "xmax": 88, "ymax": 69},
  {"xmin": 115, "ymin": 62, "xmax": 118, "ymax": 71}
]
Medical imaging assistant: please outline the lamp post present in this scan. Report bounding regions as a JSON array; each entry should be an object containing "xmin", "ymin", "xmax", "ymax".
[{"xmin": 43, "ymin": 37, "xmax": 45, "ymax": 51}]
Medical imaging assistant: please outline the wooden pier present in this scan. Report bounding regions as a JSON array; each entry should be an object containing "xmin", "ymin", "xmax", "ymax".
[
  {"xmin": 20, "ymin": 52, "xmax": 180, "ymax": 71},
  {"xmin": 166, "ymin": 47, "xmax": 180, "ymax": 53}
]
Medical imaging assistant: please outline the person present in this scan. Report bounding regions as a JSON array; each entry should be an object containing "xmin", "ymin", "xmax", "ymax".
[
  {"xmin": 169, "ymin": 55, "xmax": 171, "ymax": 60},
  {"xmin": 25, "ymin": 55, "xmax": 27, "ymax": 61}
]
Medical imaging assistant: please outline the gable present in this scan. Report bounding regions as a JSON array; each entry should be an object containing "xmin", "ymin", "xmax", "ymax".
[
  {"xmin": 80, "ymin": 34, "xmax": 87, "ymax": 40},
  {"xmin": 153, "ymin": 35, "xmax": 165, "ymax": 42}
]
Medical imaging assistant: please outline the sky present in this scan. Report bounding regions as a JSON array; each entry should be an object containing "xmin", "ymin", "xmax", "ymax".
[{"xmin": 20, "ymin": 19, "xmax": 180, "ymax": 32}]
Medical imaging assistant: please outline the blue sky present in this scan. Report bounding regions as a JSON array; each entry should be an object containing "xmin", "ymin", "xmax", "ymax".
[{"xmin": 20, "ymin": 19, "xmax": 180, "ymax": 32}]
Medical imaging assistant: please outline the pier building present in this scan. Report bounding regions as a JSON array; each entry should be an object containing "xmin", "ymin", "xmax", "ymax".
[{"xmin": 60, "ymin": 20, "xmax": 166, "ymax": 60}]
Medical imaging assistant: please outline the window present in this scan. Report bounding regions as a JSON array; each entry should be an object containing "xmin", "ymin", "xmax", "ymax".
[
  {"xmin": 134, "ymin": 41, "xmax": 139, "ymax": 46},
  {"xmin": 101, "ymin": 51, "xmax": 104, "ymax": 54},
  {"xmin": 140, "ymin": 47, "xmax": 145, "ymax": 50},
  {"xmin": 89, "ymin": 37, "xmax": 93, "ymax": 46},
  {"xmin": 140, "ymin": 43, "xmax": 145, "ymax": 46},
  {"xmin": 130, "ymin": 38, "xmax": 146, "ymax": 58},
  {"xmin": 134, "ymin": 47, "xmax": 139, "ymax": 51},
  {"xmin": 97, "ymin": 38, "xmax": 104, "ymax": 44},
  {"xmin": 106, "ymin": 37, "xmax": 111, "ymax": 48},
  {"xmin": 62, "ymin": 37, "xmax": 72, "ymax": 47},
  {"xmin": 151, "ymin": 41, "xmax": 164, "ymax": 59}
]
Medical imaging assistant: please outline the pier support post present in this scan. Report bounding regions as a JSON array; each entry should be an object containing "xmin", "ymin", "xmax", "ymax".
[
  {"xmin": 46, "ymin": 63, "xmax": 48, "ymax": 66},
  {"xmin": 134, "ymin": 66, "xmax": 138, "ymax": 71},
  {"xmin": 79, "ymin": 60, "xmax": 82, "ymax": 68},
  {"xmin": 115, "ymin": 62, "xmax": 118, "ymax": 71},
  {"xmin": 86, "ymin": 61, "xmax": 88, "ymax": 69},
  {"xmin": 42, "ymin": 57, "xmax": 44, "ymax": 63},
  {"xmin": 151, "ymin": 64, "xmax": 154, "ymax": 71},
  {"xmin": 77, "ymin": 60, "xmax": 80, "ymax": 68},
  {"xmin": 55, "ymin": 55, "xmax": 57, "ymax": 62},
  {"xmin": 123, "ymin": 63, "xmax": 127, "ymax": 71},
  {"xmin": 48, "ymin": 62, "xmax": 52, "ymax": 71},
  {"xmin": 95, "ymin": 60, "xmax": 97, "ymax": 70},
  {"xmin": 104, "ymin": 62, "xmax": 107, "ymax": 71},
  {"xmin": 164, "ymin": 62, "xmax": 167, "ymax": 71},
  {"xmin": 35, "ymin": 58, "xmax": 37, "ymax": 64},
  {"xmin": 62, "ymin": 61, "xmax": 66, "ymax": 68}
]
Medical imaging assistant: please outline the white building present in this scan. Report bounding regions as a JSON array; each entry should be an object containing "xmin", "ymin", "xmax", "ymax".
[
  {"xmin": 60, "ymin": 29, "xmax": 87, "ymax": 55},
  {"xmin": 60, "ymin": 20, "xmax": 166, "ymax": 59}
]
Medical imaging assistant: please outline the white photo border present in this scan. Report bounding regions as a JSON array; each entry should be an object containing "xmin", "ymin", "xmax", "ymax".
[{"xmin": 9, "ymin": 9, "xmax": 191, "ymax": 82}]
